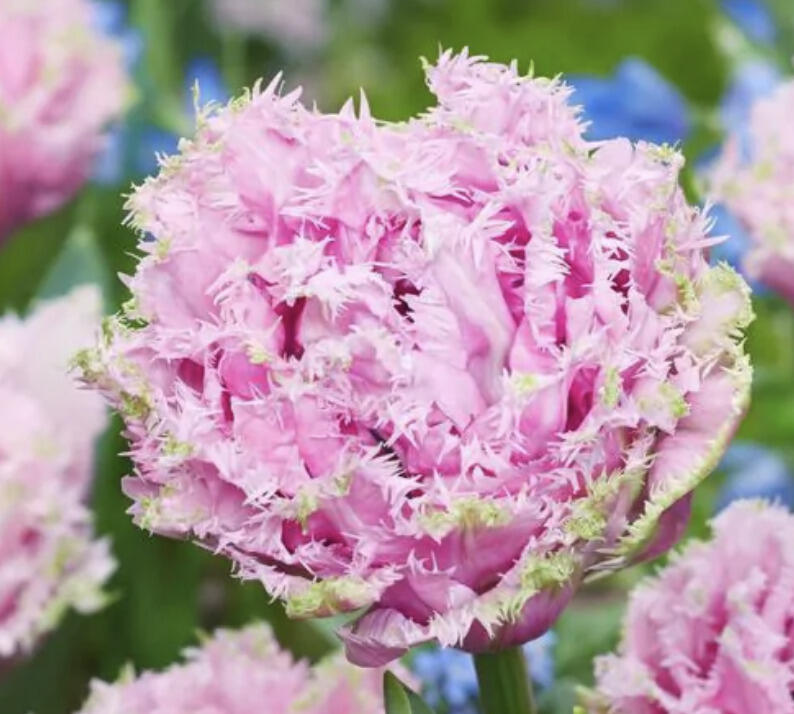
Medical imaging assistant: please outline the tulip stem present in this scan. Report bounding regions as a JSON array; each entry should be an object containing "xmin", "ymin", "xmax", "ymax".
[{"xmin": 474, "ymin": 648, "xmax": 536, "ymax": 714}]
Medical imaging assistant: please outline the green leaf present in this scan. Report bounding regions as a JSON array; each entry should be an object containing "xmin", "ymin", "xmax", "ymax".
[
  {"xmin": 383, "ymin": 671, "xmax": 436, "ymax": 714},
  {"xmin": 36, "ymin": 225, "xmax": 112, "ymax": 305},
  {"xmin": 384, "ymin": 671, "xmax": 412, "ymax": 714}
]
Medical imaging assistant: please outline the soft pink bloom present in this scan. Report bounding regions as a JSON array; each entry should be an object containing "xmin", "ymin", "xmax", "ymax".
[
  {"xmin": 210, "ymin": 0, "xmax": 327, "ymax": 52},
  {"xmin": 584, "ymin": 500, "xmax": 794, "ymax": 714},
  {"xmin": 75, "ymin": 622, "xmax": 405, "ymax": 713},
  {"xmin": 0, "ymin": 286, "xmax": 113, "ymax": 658},
  {"xmin": 710, "ymin": 79, "xmax": 794, "ymax": 306},
  {"xmin": 81, "ymin": 50, "xmax": 752, "ymax": 666},
  {"xmin": 0, "ymin": 0, "xmax": 129, "ymax": 240}
]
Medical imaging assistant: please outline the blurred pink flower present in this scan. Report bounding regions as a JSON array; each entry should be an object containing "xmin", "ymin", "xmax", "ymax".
[
  {"xmin": 0, "ymin": 286, "xmax": 113, "ymax": 658},
  {"xmin": 710, "ymin": 79, "xmax": 794, "ymax": 306},
  {"xmin": 75, "ymin": 622, "xmax": 404, "ymax": 713},
  {"xmin": 210, "ymin": 0, "xmax": 327, "ymax": 52},
  {"xmin": 583, "ymin": 500, "xmax": 794, "ymax": 714},
  {"xmin": 81, "ymin": 50, "xmax": 752, "ymax": 666},
  {"xmin": 0, "ymin": 0, "xmax": 129, "ymax": 240}
]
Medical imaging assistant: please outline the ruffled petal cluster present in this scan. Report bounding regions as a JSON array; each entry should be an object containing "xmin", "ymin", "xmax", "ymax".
[
  {"xmin": 709, "ymin": 77, "xmax": 794, "ymax": 306},
  {"xmin": 0, "ymin": 0, "xmax": 129, "ymax": 239},
  {"xmin": 0, "ymin": 287, "xmax": 113, "ymax": 658},
  {"xmin": 82, "ymin": 50, "xmax": 752, "ymax": 666},
  {"xmin": 583, "ymin": 500, "xmax": 794, "ymax": 714},
  {"xmin": 75, "ymin": 623, "xmax": 401, "ymax": 713}
]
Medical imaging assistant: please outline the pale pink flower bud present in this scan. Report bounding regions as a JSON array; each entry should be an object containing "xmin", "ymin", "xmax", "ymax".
[
  {"xmin": 0, "ymin": 286, "xmax": 113, "ymax": 658},
  {"xmin": 710, "ymin": 78, "xmax": 794, "ymax": 306},
  {"xmin": 82, "ymin": 50, "xmax": 752, "ymax": 666},
  {"xmin": 75, "ymin": 623, "xmax": 405, "ymax": 713},
  {"xmin": 584, "ymin": 500, "xmax": 794, "ymax": 714},
  {"xmin": 0, "ymin": 0, "xmax": 129, "ymax": 240}
]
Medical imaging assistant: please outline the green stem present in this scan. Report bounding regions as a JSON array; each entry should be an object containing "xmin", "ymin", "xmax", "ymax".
[{"xmin": 474, "ymin": 647, "xmax": 536, "ymax": 714}]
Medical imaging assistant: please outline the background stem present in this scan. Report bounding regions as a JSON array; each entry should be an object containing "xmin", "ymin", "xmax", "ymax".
[{"xmin": 474, "ymin": 647, "xmax": 536, "ymax": 714}]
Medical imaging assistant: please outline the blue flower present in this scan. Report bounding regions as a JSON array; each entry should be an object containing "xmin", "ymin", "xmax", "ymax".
[
  {"xmin": 524, "ymin": 631, "xmax": 556, "ymax": 690},
  {"xmin": 185, "ymin": 57, "xmax": 230, "ymax": 113},
  {"xmin": 90, "ymin": 0, "xmax": 143, "ymax": 69},
  {"xmin": 412, "ymin": 634, "xmax": 556, "ymax": 712},
  {"xmin": 716, "ymin": 442, "xmax": 794, "ymax": 512},
  {"xmin": 569, "ymin": 59, "xmax": 690, "ymax": 145},
  {"xmin": 134, "ymin": 127, "xmax": 180, "ymax": 177},
  {"xmin": 413, "ymin": 648, "xmax": 478, "ymax": 712},
  {"xmin": 720, "ymin": 59, "xmax": 781, "ymax": 160},
  {"xmin": 707, "ymin": 203, "xmax": 767, "ymax": 294},
  {"xmin": 92, "ymin": 125, "xmax": 127, "ymax": 185},
  {"xmin": 721, "ymin": 0, "xmax": 777, "ymax": 45}
]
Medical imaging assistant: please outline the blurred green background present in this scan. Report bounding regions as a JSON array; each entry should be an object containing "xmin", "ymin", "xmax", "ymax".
[{"xmin": 2, "ymin": 1, "xmax": 794, "ymax": 712}]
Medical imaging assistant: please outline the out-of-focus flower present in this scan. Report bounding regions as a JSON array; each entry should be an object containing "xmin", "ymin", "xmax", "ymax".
[
  {"xmin": 81, "ymin": 50, "xmax": 752, "ymax": 667},
  {"xmin": 719, "ymin": 58, "xmax": 781, "ymax": 160},
  {"xmin": 98, "ymin": 57, "xmax": 227, "ymax": 185},
  {"xmin": 707, "ymin": 203, "xmax": 766, "ymax": 293},
  {"xmin": 583, "ymin": 500, "xmax": 794, "ymax": 714},
  {"xmin": 525, "ymin": 631, "xmax": 556, "ymax": 690},
  {"xmin": 721, "ymin": 0, "xmax": 777, "ymax": 46},
  {"xmin": 90, "ymin": 0, "xmax": 141, "ymax": 186},
  {"xmin": 569, "ymin": 58, "xmax": 691, "ymax": 145},
  {"xmin": 413, "ymin": 632, "xmax": 556, "ymax": 712},
  {"xmin": 709, "ymin": 78, "xmax": 794, "ymax": 306},
  {"xmin": 186, "ymin": 57, "xmax": 230, "ymax": 110},
  {"xmin": 0, "ymin": 0, "xmax": 130, "ymax": 239},
  {"xmin": 75, "ymin": 622, "xmax": 403, "ymax": 713},
  {"xmin": 413, "ymin": 648, "xmax": 479, "ymax": 713},
  {"xmin": 715, "ymin": 442, "xmax": 794, "ymax": 511},
  {"xmin": 0, "ymin": 286, "xmax": 113, "ymax": 659},
  {"xmin": 90, "ymin": 0, "xmax": 142, "ymax": 70},
  {"xmin": 699, "ymin": 59, "xmax": 779, "ymax": 293},
  {"xmin": 210, "ymin": 0, "xmax": 327, "ymax": 53}
]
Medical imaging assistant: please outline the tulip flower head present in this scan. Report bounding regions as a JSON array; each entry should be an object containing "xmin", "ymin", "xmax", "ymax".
[
  {"xmin": 583, "ymin": 500, "xmax": 794, "ymax": 714},
  {"xmin": 0, "ymin": 0, "xmax": 129, "ymax": 239},
  {"xmin": 0, "ymin": 287, "xmax": 113, "ymax": 658},
  {"xmin": 81, "ymin": 50, "xmax": 752, "ymax": 666},
  {"xmin": 75, "ymin": 623, "xmax": 402, "ymax": 714},
  {"xmin": 710, "ymin": 77, "xmax": 794, "ymax": 306}
]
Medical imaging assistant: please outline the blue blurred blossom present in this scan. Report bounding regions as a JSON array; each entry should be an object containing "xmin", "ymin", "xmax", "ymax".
[
  {"xmin": 716, "ymin": 442, "xmax": 794, "ymax": 512},
  {"xmin": 707, "ymin": 203, "xmax": 766, "ymax": 294},
  {"xmin": 721, "ymin": 0, "xmax": 777, "ymax": 45},
  {"xmin": 185, "ymin": 56, "xmax": 231, "ymax": 111},
  {"xmin": 96, "ymin": 56, "xmax": 229, "ymax": 184},
  {"xmin": 133, "ymin": 127, "xmax": 180, "ymax": 178},
  {"xmin": 90, "ymin": 0, "xmax": 143, "ymax": 69},
  {"xmin": 90, "ymin": 0, "xmax": 143, "ymax": 185},
  {"xmin": 701, "ymin": 58, "xmax": 781, "ymax": 292},
  {"xmin": 524, "ymin": 630, "xmax": 556, "ymax": 690},
  {"xmin": 720, "ymin": 58, "xmax": 781, "ymax": 159},
  {"xmin": 412, "ymin": 633, "xmax": 556, "ymax": 712},
  {"xmin": 569, "ymin": 59, "xmax": 690, "ymax": 145}
]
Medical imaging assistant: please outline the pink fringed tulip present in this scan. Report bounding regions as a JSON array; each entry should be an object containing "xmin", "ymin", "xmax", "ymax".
[
  {"xmin": 80, "ymin": 50, "xmax": 752, "ymax": 666},
  {"xmin": 710, "ymin": 79, "xmax": 794, "ymax": 306},
  {"xmin": 75, "ymin": 622, "xmax": 403, "ymax": 713},
  {"xmin": 0, "ymin": 0, "xmax": 129, "ymax": 240},
  {"xmin": 0, "ymin": 286, "xmax": 113, "ymax": 658},
  {"xmin": 583, "ymin": 500, "xmax": 794, "ymax": 714}
]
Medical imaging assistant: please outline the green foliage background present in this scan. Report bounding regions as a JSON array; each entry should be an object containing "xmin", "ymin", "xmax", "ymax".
[{"xmin": 1, "ymin": 1, "xmax": 792, "ymax": 712}]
